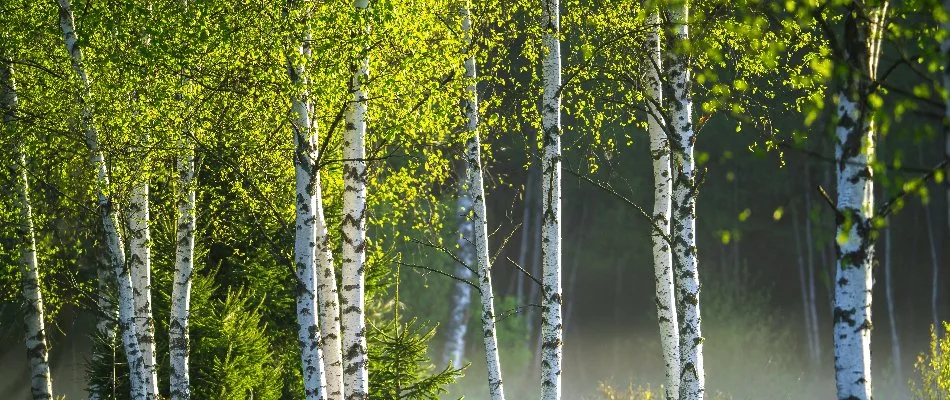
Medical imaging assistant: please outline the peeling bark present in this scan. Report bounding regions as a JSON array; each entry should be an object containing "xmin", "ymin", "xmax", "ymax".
[
  {"xmin": 3, "ymin": 57, "xmax": 54, "ymax": 400},
  {"xmin": 667, "ymin": 0, "xmax": 705, "ymax": 397},
  {"xmin": 56, "ymin": 1, "xmax": 150, "ymax": 397},
  {"xmin": 342, "ymin": 1, "xmax": 370, "ymax": 398},
  {"xmin": 831, "ymin": 4, "xmax": 886, "ymax": 399},
  {"xmin": 645, "ymin": 8, "xmax": 680, "ymax": 399}
]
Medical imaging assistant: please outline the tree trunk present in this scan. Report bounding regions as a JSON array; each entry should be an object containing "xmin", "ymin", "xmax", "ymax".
[
  {"xmin": 804, "ymin": 159, "xmax": 821, "ymax": 364},
  {"xmin": 169, "ymin": 5, "xmax": 196, "ymax": 400},
  {"xmin": 645, "ymin": 8, "xmax": 680, "ymax": 399},
  {"xmin": 170, "ymin": 123, "xmax": 195, "ymax": 400},
  {"xmin": 540, "ymin": 0, "xmax": 563, "ymax": 397},
  {"xmin": 793, "ymin": 206, "xmax": 818, "ymax": 365},
  {"xmin": 883, "ymin": 216, "xmax": 905, "ymax": 397},
  {"xmin": 924, "ymin": 193, "xmax": 941, "ymax": 338},
  {"xmin": 459, "ymin": 5, "xmax": 507, "ymax": 396},
  {"xmin": 443, "ymin": 177, "xmax": 475, "ymax": 368},
  {"xmin": 515, "ymin": 167, "xmax": 535, "ymax": 307},
  {"xmin": 91, "ymin": 241, "xmax": 117, "ymax": 400},
  {"xmin": 667, "ymin": 1, "xmax": 705, "ymax": 398},
  {"xmin": 3, "ymin": 57, "xmax": 55, "ymax": 400},
  {"xmin": 128, "ymin": 154, "xmax": 158, "ymax": 398},
  {"xmin": 342, "ymin": 1, "xmax": 370, "ymax": 398},
  {"xmin": 56, "ymin": 1, "xmax": 150, "ymax": 398},
  {"xmin": 288, "ymin": 15, "xmax": 330, "ymax": 399},
  {"xmin": 831, "ymin": 4, "xmax": 886, "ymax": 399},
  {"xmin": 942, "ymin": 0, "xmax": 950, "ymax": 236}
]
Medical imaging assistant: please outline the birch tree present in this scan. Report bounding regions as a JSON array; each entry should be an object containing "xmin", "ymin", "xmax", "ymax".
[
  {"xmin": 55, "ymin": 1, "xmax": 150, "ymax": 398},
  {"xmin": 830, "ymin": 2, "xmax": 887, "ymax": 398},
  {"xmin": 645, "ymin": 6, "xmax": 680, "ymax": 398},
  {"xmin": 667, "ymin": 0, "xmax": 705, "ymax": 397},
  {"xmin": 288, "ymin": 4, "xmax": 329, "ymax": 397},
  {"xmin": 460, "ymin": 2, "xmax": 506, "ymax": 398},
  {"xmin": 443, "ymin": 182, "xmax": 475, "ymax": 368},
  {"xmin": 170, "ymin": 116, "xmax": 196, "ymax": 400},
  {"xmin": 128, "ymin": 129, "xmax": 159, "ymax": 398},
  {"xmin": 540, "ymin": 0, "xmax": 563, "ymax": 396},
  {"xmin": 3, "ymin": 57, "xmax": 54, "ymax": 400},
  {"xmin": 342, "ymin": 1, "xmax": 371, "ymax": 398}
]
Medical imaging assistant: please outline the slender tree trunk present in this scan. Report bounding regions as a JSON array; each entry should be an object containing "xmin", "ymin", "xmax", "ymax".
[
  {"xmin": 169, "ymin": 120, "xmax": 195, "ymax": 400},
  {"xmin": 443, "ymin": 176, "xmax": 475, "ymax": 368},
  {"xmin": 459, "ymin": 5, "xmax": 507, "ymax": 396},
  {"xmin": 3, "ymin": 58, "xmax": 54, "ymax": 400},
  {"xmin": 56, "ymin": 1, "xmax": 149, "ymax": 398},
  {"xmin": 883, "ymin": 216, "xmax": 905, "ymax": 397},
  {"xmin": 287, "ymin": 15, "xmax": 329, "ymax": 398},
  {"xmin": 540, "ymin": 0, "xmax": 563, "ymax": 397},
  {"xmin": 645, "ymin": 9, "xmax": 680, "ymax": 399},
  {"xmin": 667, "ymin": 1, "xmax": 705, "ymax": 398},
  {"xmin": 793, "ymin": 206, "xmax": 818, "ymax": 365},
  {"xmin": 515, "ymin": 167, "xmax": 535, "ymax": 307},
  {"xmin": 831, "ymin": 4, "xmax": 886, "ymax": 399},
  {"xmin": 924, "ymin": 194, "xmax": 941, "ymax": 338},
  {"xmin": 804, "ymin": 159, "xmax": 821, "ymax": 363},
  {"xmin": 169, "ymin": 5, "xmax": 196, "ymax": 400},
  {"xmin": 342, "ymin": 1, "xmax": 370, "ymax": 398},
  {"xmin": 128, "ymin": 153, "xmax": 158, "ymax": 398}
]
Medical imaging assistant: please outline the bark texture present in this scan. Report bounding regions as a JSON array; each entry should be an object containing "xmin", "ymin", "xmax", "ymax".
[
  {"xmin": 540, "ymin": 0, "xmax": 563, "ymax": 397},
  {"xmin": 289, "ymin": 24, "xmax": 328, "ymax": 399},
  {"xmin": 170, "ymin": 130, "xmax": 195, "ymax": 400},
  {"xmin": 3, "ymin": 58, "xmax": 55, "ymax": 400},
  {"xmin": 56, "ymin": 1, "xmax": 150, "ymax": 398},
  {"xmin": 461, "ymin": 4, "xmax": 506, "ymax": 397},
  {"xmin": 668, "ymin": 1, "xmax": 705, "ymax": 398},
  {"xmin": 128, "ymin": 159, "xmax": 158, "ymax": 398},
  {"xmin": 831, "ymin": 3, "xmax": 886, "ymax": 399},
  {"xmin": 645, "ymin": 9, "xmax": 680, "ymax": 399},
  {"xmin": 342, "ymin": 1, "xmax": 371, "ymax": 398}
]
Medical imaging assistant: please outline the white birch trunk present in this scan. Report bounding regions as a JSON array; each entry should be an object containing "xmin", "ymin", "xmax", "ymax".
[
  {"xmin": 668, "ymin": 1, "xmax": 705, "ymax": 398},
  {"xmin": 443, "ymin": 187, "xmax": 475, "ymax": 368},
  {"xmin": 342, "ymin": 1, "xmax": 370, "ymax": 398},
  {"xmin": 460, "ymin": 4, "xmax": 506, "ymax": 397},
  {"xmin": 169, "ymin": 6, "xmax": 195, "ymax": 399},
  {"xmin": 645, "ymin": 9, "xmax": 680, "ymax": 399},
  {"xmin": 831, "ymin": 4, "xmax": 886, "ymax": 399},
  {"xmin": 3, "ymin": 58, "xmax": 55, "ymax": 400},
  {"xmin": 170, "ymin": 133, "xmax": 195, "ymax": 400},
  {"xmin": 128, "ymin": 162, "xmax": 158, "ymax": 398},
  {"xmin": 289, "ymin": 25, "xmax": 328, "ymax": 399},
  {"xmin": 56, "ymin": 1, "xmax": 150, "ymax": 398},
  {"xmin": 540, "ymin": 0, "xmax": 563, "ymax": 397},
  {"xmin": 515, "ymin": 169, "xmax": 534, "ymax": 307}
]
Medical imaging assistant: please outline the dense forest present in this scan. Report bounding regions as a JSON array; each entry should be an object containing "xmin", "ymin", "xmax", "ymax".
[{"xmin": 1, "ymin": 0, "xmax": 949, "ymax": 399}]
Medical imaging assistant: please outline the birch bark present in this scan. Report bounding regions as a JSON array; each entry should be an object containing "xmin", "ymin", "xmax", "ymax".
[
  {"xmin": 443, "ymin": 183, "xmax": 475, "ymax": 368},
  {"xmin": 461, "ymin": 4, "xmax": 506, "ymax": 398},
  {"xmin": 170, "ymin": 127, "xmax": 195, "ymax": 400},
  {"xmin": 56, "ymin": 1, "xmax": 150, "ymax": 398},
  {"xmin": 831, "ymin": 3, "xmax": 886, "ymax": 399},
  {"xmin": 540, "ymin": 0, "xmax": 563, "ymax": 397},
  {"xmin": 667, "ymin": 1, "xmax": 705, "ymax": 397},
  {"xmin": 3, "ymin": 58, "xmax": 54, "ymax": 400},
  {"xmin": 289, "ymin": 22, "xmax": 328, "ymax": 399},
  {"xmin": 169, "ymin": 5, "xmax": 196, "ymax": 399},
  {"xmin": 128, "ymin": 149, "xmax": 158, "ymax": 398},
  {"xmin": 645, "ymin": 8, "xmax": 680, "ymax": 399},
  {"xmin": 342, "ymin": 1, "xmax": 371, "ymax": 398}
]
